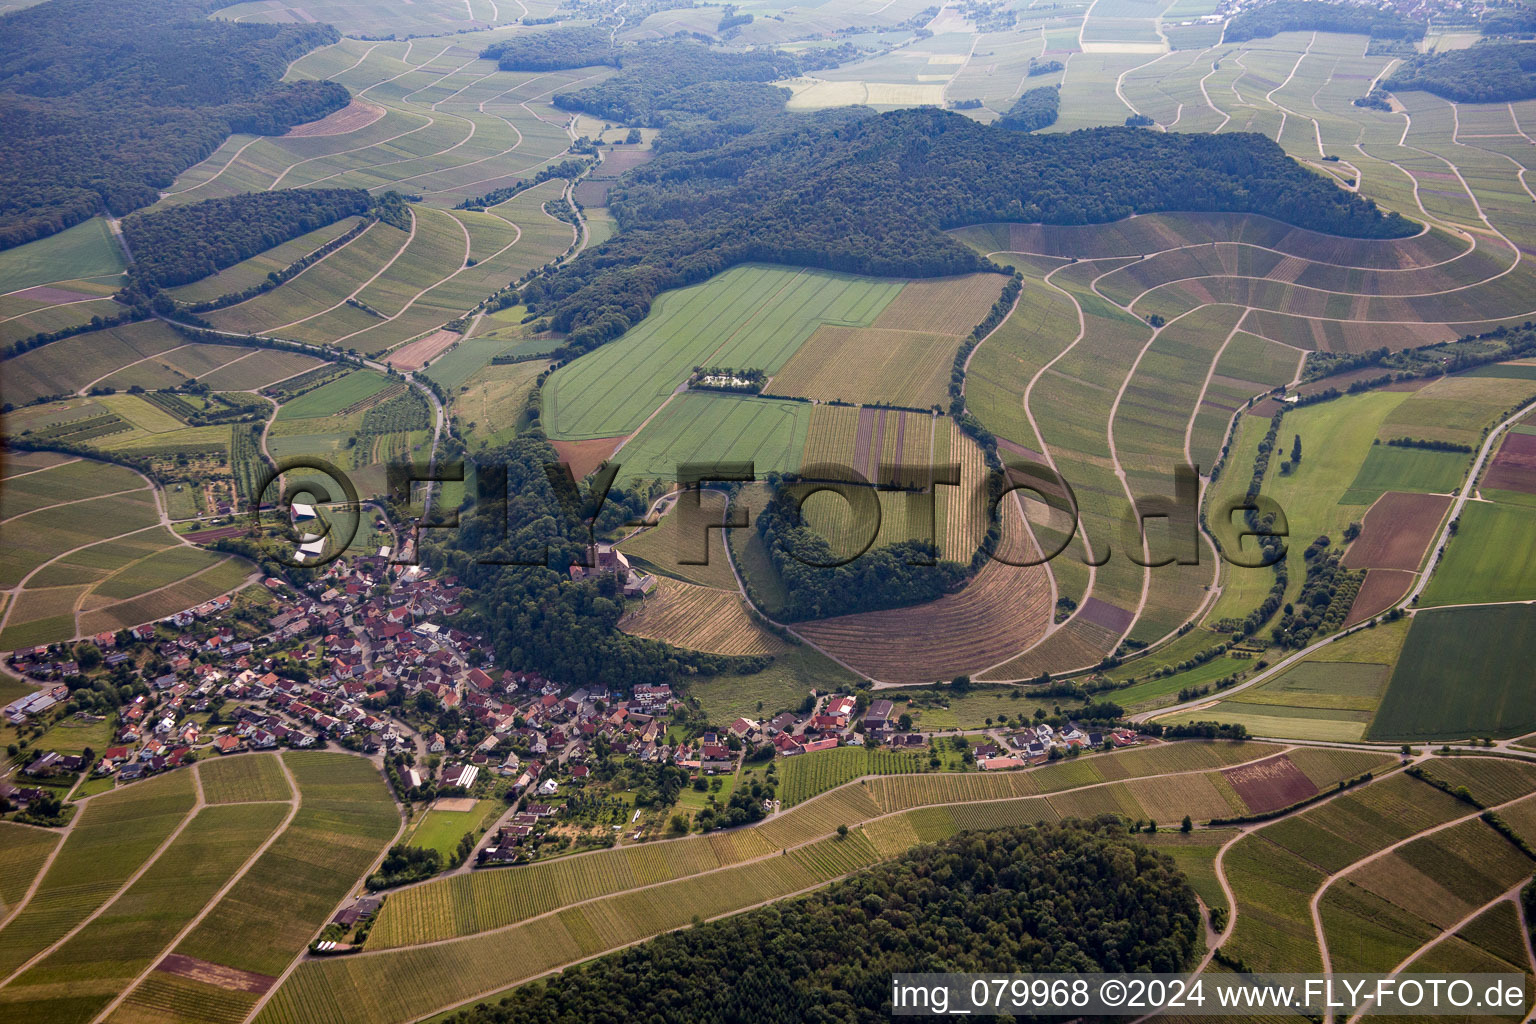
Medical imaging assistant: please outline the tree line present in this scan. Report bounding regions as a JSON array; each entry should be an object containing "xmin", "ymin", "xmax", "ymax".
[
  {"xmin": 480, "ymin": 27, "xmax": 619, "ymax": 71},
  {"xmin": 121, "ymin": 188, "xmax": 374, "ymax": 292},
  {"xmin": 442, "ymin": 822, "xmax": 1200, "ymax": 1024},
  {"xmin": 753, "ymin": 474, "xmax": 969, "ymax": 621},
  {"xmin": 1385, "ymin": 43, "xmax": 1536, "ymax": 103},
  {"xmin": 1224, "ymin": 0, "xmax": 1426, "ymax": 44},
  {"xmin": 0, "ymin": 0, "xmax": 349, "ymax": 251},
  {"xmin": 521, "ymin": 108, "xmax": 1416, "ymax": 359}
]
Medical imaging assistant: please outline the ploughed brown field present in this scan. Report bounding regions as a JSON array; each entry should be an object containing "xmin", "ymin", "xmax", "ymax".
[
  {"xmin": 1341, "ymin": 491, "xmax": 1452, "ymax": 572},
  {"xmin": 551, "ymin": 436, "xmax": 624, "ymax": 480},
  {"xmin": 386, "ymin": 329, "xmax": 461, "ymax": 372},
  {"xmin": 155, "ymin": 954, "xmax": 276, "ymax": 994},
  {"xmin": 1343, "ymin": 568, "xmax": 1416, "ymax": 627},
  {"xmin": 1482, "ymin": 431, "xmax": 1536, "ymax": 494},
  {"xmin": 1221, "ymin": 753, "xmax": 1318, "ymax": 814}
]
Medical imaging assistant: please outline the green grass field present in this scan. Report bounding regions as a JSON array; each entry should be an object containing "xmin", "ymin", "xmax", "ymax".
[
  {"xmin": 0, "ymin": 802, "xmax": 290, "ymax": 1024},
  {"xmin": 407, "ymin": 800, "xmax": 499, "ymax": 861},
  {"xmin": 542, "ymin": 265, "xmax": 901, "ymax": 441},
  {"xmin": 777, "ymin": 746, "xmax": 927, "ymax": 806},
  {"xmin": 1339, "ymin": 444, "xmax": 1469, "ymax": 505},
  {"xmin": 0, "ymin": 822, "xmax": 62, "ymax": 916},
  {"xmin": 609, "ymin": 392, "xmax": 812, "ymax": 485},
  {"xmin": 0, "ymin": 217, "xmax": 127, "ymax": 294},
  {"xmin": 153, "ymin": 753, "xmax": 398, "ymax": 988},
  {"xmin": 1210, "ymin": 391, "xmax": 1406, "ymax": 624},
  {"xmin": 1367, "ymin": 604, "xmax": 1536, "ymax": 740},
  {"xmin": 689, "ymin": 644, "xmax": 857, "ymax": 724},
  {"xmin": 275, "ymin": 370, "xmax": 394, "ymax": 421},
  {"xmin": 1420, "ymin": 500, "xmax": 1536, "ymax": 606}
]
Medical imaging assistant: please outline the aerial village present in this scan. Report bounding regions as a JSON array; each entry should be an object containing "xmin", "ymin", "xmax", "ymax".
[{"xmin": 1, "ymin": 545, "xmax": 1142, "ymax": 875}]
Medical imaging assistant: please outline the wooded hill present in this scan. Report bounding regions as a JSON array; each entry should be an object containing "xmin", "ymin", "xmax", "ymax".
[
  {"xmin": 442, "ymin": 822, "xmax": 1201, "ymax": 1024},
  {"xmin": 424, "ymin": 432, "xmax": 772, "ymax": 687},
  {"xmin": 1385, "ymin": 42, "xmax": 1536, "ymax": 102},
  {"xmin": 481, "ymin": 26, "xmax": 619, "ymax": 71},
  {"xmin": 485, "ymin": 32, "xmax": 853, "ymax": 153},
  {"xmin": 122, "ymin": 188, "xmax": 375, "ymax": 291},
  {"xmin": 0, "ymin": 0, "xmax": 347, "ymax": 251},
  {"xmin": 997, "ymin": 85, "xmax": 1060, "ymax": 131},
  {"xmin": 1224, "ymin": 0, "xmax": 1426, "ymax": 43},
  {"xmin": 755, "ymin": 478, "xmax": 970, "ymax": 621},
  {"xmin": 522, "ymin": 108, "xmax": 1417, "ymax": 356}
]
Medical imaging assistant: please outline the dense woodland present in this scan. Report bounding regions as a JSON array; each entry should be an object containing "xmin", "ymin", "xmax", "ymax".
[
  {"xmin": 1224, "ymin": 0, "xmax": 1426, "ymax": 43},
  {"xmin": 523, "ymin": 108, "xmax": 1415, "ymax": 355},
  {"xmin": 997, "ymin": 85, "xmax": 1060, "ymax": 131},
  {"xmin": 444, "ymin": 823, "xmax": 1201, "ymax": 1024},
  {"xmin": 551, "ymin": 40, "xmax": 829, "ymax": 140},
  {"xmin": 487, "ymin": 31, "xmax": 853, "ymax": 153},
  {"xmin": 1482, "ymin": 4, "xmax": 1536, "ymax": 36},
  {"xmin": 425, "ymin": 433, "xmax": 770, "ymax": 686},
  {"xmin": 121, "ymin": 189, "xmax": 373, "ymax": 291},
  {"xmin": 481, "ymin": 27, "xmax": 619, "ymax": 70},
  {"xmin": 1385, "ymin": 42, "xmax": 1536, "ymax": 102},
  {"xmin": 0, "ymin": 0, "xmax": 348, "ymax": 251},
  {"xmin": 754, "ymin": 477, "xmax": 969, "ymax": 621}
]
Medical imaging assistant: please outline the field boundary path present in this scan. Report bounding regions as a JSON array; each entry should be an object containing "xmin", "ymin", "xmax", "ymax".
[
  {"xmin": 1133, "ymin": 394, "xmax": 1536, "ymax": 725},
  {"xmin": 88, "ymin": 757, "xmax": 304, "ymax": 1024},
  {"xmin": 0, "ymin": 763, "xmax": 208, "ymax": 990}
]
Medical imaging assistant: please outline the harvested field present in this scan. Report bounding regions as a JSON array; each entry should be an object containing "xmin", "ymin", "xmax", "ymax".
[
  {"xmin": 386, "ymin": 329, "xmax": 461, "ymax": 371},
  {"xmin": 871, "ymin": 273, "xmax": 1006, "ymax": 335},
  {"xmin": 617, "ymin": 578, "xmax": 782, "ymax": 656},
  {"xmin": 1222, "ymin": 754, "xmax": 1319, "ymax": 814},
  {"xmin": 794, "ymin": 500, "xmax": 1052, "ymax": 683},
  {"xmin": 1341, "ymin": 491, "xmax": 1451, "ymax": 571},
  {"xmin": 766, "ymin": 325, "xmax": 958, "ymax": 408},
  {"xmin": 550, "ymin": 436, "xmax": 622, "ymax": 480},
  {"xmin": 1342, "ymin": 569, "xmax": 1416, "ymax": 627},
  {"xmin": 283, "ymin": 99, "xmax": 386, "ymax": 137},
  {"xmin": 1482, "ymin": 430, "xmax": 1536, "ymax": 494}
]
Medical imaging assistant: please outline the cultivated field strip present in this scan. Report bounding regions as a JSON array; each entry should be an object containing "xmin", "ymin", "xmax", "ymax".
[
  {"xmin": 160, "ymin": 41, "xmax": 583, "ymax": 208},
  {"xmin": 256, "ymin": 740, "xmax": 1410, "ymax": 1024},
  {"xmin": 99, "ymin": 753, "xmax": 398, "ymax": 1024},
  {"xmin": 1219, "ymin": 758, "xmax": 1536, "ymax": 978},
  {"xmin": 793, "ymin": 493, "xmax": 1053, "ymax": 683},
  {"xmin": 0, "ymin": 803, "xmax": 291, "ymax": 1024},
  {"xmin": 366, "ymin": 740, "xmax": 1377, "ymax": 952},
  {"xmin": 0, "ymin": 771, "xmax": 197, "ymax": 981},
  {"xmin": 943, "ymin": 26, "xmax": 1536, "ymax": 662},
  {"xmin": 617, "ymin": 578, "xmax": 783, "ymax": 656}
]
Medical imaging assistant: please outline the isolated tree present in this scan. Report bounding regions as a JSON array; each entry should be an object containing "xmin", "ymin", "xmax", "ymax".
[
  {"xmin": 1180, "ymin": 815, "xmax": 1193, "ymax": 833},
  {"xmin": 1291, "ymin": 434, "xmax": 1303, "ymax": 464}
]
